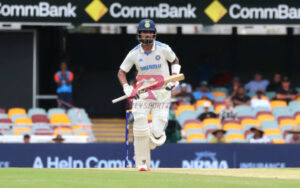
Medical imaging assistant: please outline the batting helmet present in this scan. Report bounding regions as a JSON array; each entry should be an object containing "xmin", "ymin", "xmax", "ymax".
[{"xmin": 137, "ymin": 19, "xmax": 156, "ymax": 45}]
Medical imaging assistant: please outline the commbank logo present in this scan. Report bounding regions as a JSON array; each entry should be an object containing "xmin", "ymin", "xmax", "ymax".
[
  {"xmin": 205, "ymin": 0, "xmax": 227, "ymax": 23},
  {"xmin": 85, "ymin": 0, "xmax": 108, "ymax": 22}
]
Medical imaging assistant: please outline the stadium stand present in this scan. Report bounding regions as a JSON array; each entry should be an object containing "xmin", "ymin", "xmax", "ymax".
[
  {"xmin": 0, "ymin": 107, "xmax": 94, "ymax": 143},
  {"xmin": 173, "ymin": 86, "xmax": 300, "ymax": 144}
]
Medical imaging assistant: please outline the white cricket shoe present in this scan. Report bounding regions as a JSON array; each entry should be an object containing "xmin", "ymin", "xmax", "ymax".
[{"xmin": 138, "ymin": 164, "xmax": 148, "ymax": 171}]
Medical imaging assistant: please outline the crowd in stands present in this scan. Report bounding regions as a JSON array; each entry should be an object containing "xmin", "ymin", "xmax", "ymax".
[
  {"xmin": 167, "ymin": 72, "xmax": 300, "ymax": 144},
  {"xmin": 0, "ymin": 107, "xmax": 94, "ymax": 143}
]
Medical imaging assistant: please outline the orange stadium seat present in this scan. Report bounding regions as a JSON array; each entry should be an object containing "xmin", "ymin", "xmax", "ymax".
[
  {"xmin": 241, "ymin": 119, "xmax": 259, "ymax": 129},
  {"xmin": 13, "ymin": 127, "xmax": 31, "ymax": 136},
  {"xmin": 279, "ymin": 119, "xmax": 297, "ymax": 129},
  {"xmin": 54, "ymin": 127, "xmax": 72, "ymax": 136},
  {"xmin": 187, "ymin": 133, "xmax": 205, "ymax": 143},
  {"xmin": 264, "ymin": 129, "xmax": 281, "ymax": 136},
  {"xmin": 202, "ymin": 118, "xmax": 221, "ymax": 127},
  {"xmin": 257, "ymin": 114, "xmax": 275, "ymax": 124},
  {"xmin": 196, "ymin": 100, "xmax": 213, "ymax": 108},
  {"xmin": 175, "ymin": 105, "xmax": 195, "ymax": 116},
  {"xmin": 50, "ymin": 114, "xmax": 71, "ymax": 125},
  {"xmin": 272, "ymin": 139, "xmax": 285, "ymax": 144},
  {"xmin": 271, "ymin": 100, "xmax": 287, "ymax": 109},
  {"xmin": 223, "ymin": 123, "xmax": 241, "ymax": 131},
  {"xmin": 212, "ymin": 91, "xmax": 226, "ymax": 98},
  {"xmin": 14, "ymin": 118, "xmax": 32, "ymax": 125},
  {"xmin": 226, "ymin": 134, "xmax": 245, "ymax": 142},
  {"xmin": 8, "ymin": 108, "xmax": 26, "ymax": 119},
  {"xmin": 184, "ymin": 123, "xmax": 202, "ymax": 133}
]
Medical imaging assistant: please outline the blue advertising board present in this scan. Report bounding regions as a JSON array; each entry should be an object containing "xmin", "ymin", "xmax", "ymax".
[{"xmin": 0, "ymin": 144, "xmax": 299, "ymax": 168}]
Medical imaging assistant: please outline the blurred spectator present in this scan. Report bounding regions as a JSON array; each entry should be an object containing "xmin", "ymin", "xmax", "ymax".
[
  {"xmin": 229, "ymin": 77, "xmax": 241, "ymax": 98},
  {"xmin": 249, "ymin": 126, "xmax": 271, "ymax": 143},
  {"xmin": 172, "ymin": 83, "xmax": 193, "ymax": 96},
  {"xmin": 166, "ymin": 107, "xmax": 181, "ymax": 143},
  {"xmin": 287, "ymin": 127, "xmax": 300, "ymax": 144},
  {"xmin": 210, "ymin": 126, "xmax": 226, "ymax": 143},
  {"xmin": 193, "ymin": 81, "xmax": 214, "ymax": 101},
  {"xmin": 232, "ymin": 86, "xmax": 250, "ymax": 106},
  {"xmin": 175, "ymin": 83, "xmax": 196, "ymax": 105},
  {"xmin": 250, "ymin": 90, "xmax": 271, "ymax": 110},
  {"xmin": 53, "ymin": 135, "xmax": 65, "ymax": 143},
  {"xmin": 23, "ymin": 134, "xmax": 30, "ymax": 144},
  {"xmin": 54, "ymin": 61, "xmax": 74, "ymax": 109},
  {"xmin": 267, "ymin": 73, "xmax": 281, "ymax": 91},
  {"xmin": 197, "ymin": 102, "xmax": 217, "ymax": 121},
  {"xmin": 276, "ymin": 76, "xmax": 298, "ymax": 103},
  {"xmin": 219, "ymin": 98, "xmax": 237, "ymax": 122},
  {"xmin": 245, "ymin": 71, "xmax": 269, "ymax": 93}
]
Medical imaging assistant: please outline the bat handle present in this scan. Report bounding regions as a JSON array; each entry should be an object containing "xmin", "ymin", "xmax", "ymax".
[{"xmin": 112, "ymin": 95, "xmax": 128, "ymax": 104}]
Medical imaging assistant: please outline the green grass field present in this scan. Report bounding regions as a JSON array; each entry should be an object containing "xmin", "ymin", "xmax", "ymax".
[{"xmin": 0, "ymin": 168, "xmax": 300, "ymax": 188}]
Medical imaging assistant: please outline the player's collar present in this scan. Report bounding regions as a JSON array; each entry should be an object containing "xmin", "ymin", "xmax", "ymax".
[{"xmin": 139, "ymin": 41, "xmax": 156, "ymax": 55}]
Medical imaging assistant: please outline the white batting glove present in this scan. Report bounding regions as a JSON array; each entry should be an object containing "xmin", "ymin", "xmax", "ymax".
[
  {"xmin": 166, "ymin": 81, "xmax": 179, "ymax": 91},
  {"xmin": 123, "ymin": 84, "xmax": 134, "ymax": 98}
]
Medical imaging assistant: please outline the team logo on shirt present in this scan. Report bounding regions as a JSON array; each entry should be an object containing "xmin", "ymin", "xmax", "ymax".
[
  {"xmin": 155, "ymin": 55, "xmax": 161, "ymax": 60},
  {"xmin": 139, "ymin": 58, "xmax": 143, "ymax": 62}
]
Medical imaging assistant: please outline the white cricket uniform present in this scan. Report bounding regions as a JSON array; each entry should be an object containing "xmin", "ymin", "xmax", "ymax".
[{"xmin": 120, "ymin": 40, "xmax": 177, "ymax": 168}]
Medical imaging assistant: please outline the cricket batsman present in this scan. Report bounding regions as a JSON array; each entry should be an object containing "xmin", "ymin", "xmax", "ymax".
[{"xmin": 117, "ymin": 19, "xmax": 181, "ymax": 171}]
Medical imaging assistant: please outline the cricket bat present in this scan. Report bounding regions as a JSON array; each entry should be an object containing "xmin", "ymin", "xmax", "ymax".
[{"xmin": 112, "ymin": 73, "xmax": 185, "ymax": 104}]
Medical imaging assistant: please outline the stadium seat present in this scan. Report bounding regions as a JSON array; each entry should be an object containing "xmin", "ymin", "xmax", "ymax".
[
  {"xmin": 54, "ymin": 127, "xmax": 72, "ymax": 136},
  {"xmin": 196, "ymin": 100, "xmax": 213, "ymax": 108},
  {"xmin": 74, "ymin": 129, "xmax": 91, "ymax": 136},
  {"xmin": 187, "ymin": 133, "xmax": 206, "ymax": 143},
  {"xmin": 226, "ymin": 133, "xmax": 245, "ymax": 143},
  {"xmin": 184, "ymin": 123, "xmax": 202, "ymax": 134},
  {"xmin": 32, "ymin": 114, "xmax": 50, "ymax": 124},
  {"xmin": 289, "ymin": 101, "xmax": 300, "ymax": 108},
  {"xmin": 186, "ymin": 129, "xmax": 203, "ymax": 137},
  {"xmin": 11, "ymin": 114, "xmax": 28, "ymax": 122},
  {"xmin": 279, "ymin": 119, "xmax": 297, "ymax": 129},
  {"xmin": 13, "ymin": 127, "xmax": 31, "ymax": 136},
  {"xmin": 222, "ymin": 119, "xmax": 240, "ymax": 125},
  {"xmin": 50, "ymin": 114, "xmax": 71, "ymax": 125},
  {"xmin": 183, "ymin": 119, "xmax": 201, "ymax": 128},
  {"xmin": 211, "ymin": 87, "xmax": 228, "ymax": 95},
  {"xmin": 241, "ymin": 119, "xmax": 259, "ymax": 130},
  {"xmin": 256, "ymin": 111, "xmax": 272, "ymax": 117},
  {"xmin": 14, "ymin": 118, "xmax": 33, "ymax": 125},
  {"xmin": 33, "ymin": 128, "xmax": 54, "ymax": 136},
  {"xmin": 277, "ymin": 116, "xmax": 294, "ymax": 124},
  {"xmin": 28, "ymin": 108, "xmax": 47, "ymax": 117},
  {"xmin": 203, "ymin": 118, "xmax": 221, "ymax": 127},
  {"xmin": 257, "ymin": 114, "xmax": 275, "ymax": 124},
  {"xmin": 48, "ymin": 108, "xmax": 66, "ymax": 118},
  {"xmin": 264, "ymin": 129, "xmax": 281, "ymax": 136},
  {"xmin": 254, "ymin": 106, "xmax": 271, "ymax": 114},
  {"xmin": 212, "ymin": 91, "xmax": 226, "ymax": 98},
  {"xmin": 0, "ymin": 108, "xmax": 5, "ymax": 114},
  {"xmin": 261, "ymin": 120, "xmax": 279, "ymax": 130},
  {"xmin": 223, "ymin": 123, "xmax": 241, "ymax": 131},
  {"xmin": 237, "ymin": 111, "xmax": 256, "ymax": 117},
  {"xmin": 266, "ymin": 91, "xmax": 276, "ymax": 100},
  {"xmin": 175, "ymin": 105, "xmax": 195, "ymax": 116},
  {"xmin": 177, "ymin": 111, "xmax": 198, "ymax": 126},
  {"xmin": 271, "ymin": 100, "xmax": 287, "ymax": 109},
  {"xmin": 8, "ymin": 108, "xmax": 26, "ymax": 119},
  {"xmin": 272, "ymin": 139, "xmax": 285, "ymax": 144},
  {"xmin": 0, "ymin": 118, "xmax": 12, "ymax": 124},
  {"xmin": 0, "ymin": 114, "xmax": 8, "ymax": 119},
  {"xmin": 246, "ymin": 91, "xmax": 256, "ymax": 98},
  {"xmin": 215, "ymin": 96, "xmax": 226, "ymax": 101}
]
